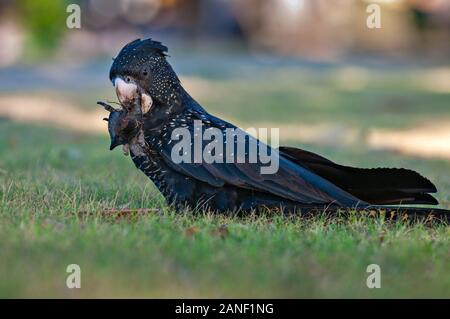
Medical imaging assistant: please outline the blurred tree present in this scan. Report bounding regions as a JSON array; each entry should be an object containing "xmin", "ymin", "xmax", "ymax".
[{"xmin": 17, "ymin": 0, "xmax": 71, "ymax": 59}]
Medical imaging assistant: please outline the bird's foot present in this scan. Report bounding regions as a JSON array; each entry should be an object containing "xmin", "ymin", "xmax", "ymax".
[{"xmin": 97, "ymin": 100, "xmax": 119, "ymax": 113}]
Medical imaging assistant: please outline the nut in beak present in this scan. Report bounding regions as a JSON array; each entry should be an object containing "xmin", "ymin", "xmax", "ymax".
[{"xmin": 141, "ymin": 93, "xmax": 153, "ymax": 114}]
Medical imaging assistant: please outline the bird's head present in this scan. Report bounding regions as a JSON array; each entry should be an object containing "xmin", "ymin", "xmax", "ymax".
[
  {"xmin": 98, "ymin": 102, "xmax": 141, "ymax": 151},
  {"xmin": 109, "ymin": 38, "xmax": 182, "ymax": 116}
]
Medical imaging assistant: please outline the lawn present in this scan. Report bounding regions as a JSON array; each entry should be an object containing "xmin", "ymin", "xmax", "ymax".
[{"xmin": 0, "ymin": 67, "xmax": 449, "ymax": 298}]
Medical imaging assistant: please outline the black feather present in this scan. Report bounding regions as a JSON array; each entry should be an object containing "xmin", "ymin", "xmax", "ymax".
[
  {"xmin": 105, "ymin": 38, "xmax": 449, "ymax": 218},
  {"xmin": 279, "ymin": 146, "xmax": 438, "ymax": 205},
  {"xmin": 109, "ymin": 38, "xmax": 169, "ymax": 83}
]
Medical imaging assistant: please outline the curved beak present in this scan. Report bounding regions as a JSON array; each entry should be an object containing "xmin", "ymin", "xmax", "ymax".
[{"xmin": 114, "ymin": 77, "xmax": 137, "ymax": 105}]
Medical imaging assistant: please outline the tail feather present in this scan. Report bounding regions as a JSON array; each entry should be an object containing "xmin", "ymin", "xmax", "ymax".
[
  {"xmin": 279, "ymin": 146, "xmax": 439, "ymax": 205},
  {"xmin": 348, "ymin": 191, "xmax": 438, "ymax": 205},
  {"xmin": 286, "ymin": 205, "xmax": 450, "ymax": 223}
]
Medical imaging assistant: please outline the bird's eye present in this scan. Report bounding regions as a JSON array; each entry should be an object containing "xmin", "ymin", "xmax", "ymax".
[
  {"xmin": 142, "ymin": 69, "xmax": 148, "ymax": 77},
  {"xmin": 125, "ymin": 77, "xmax": 131, "ymax": 83}
]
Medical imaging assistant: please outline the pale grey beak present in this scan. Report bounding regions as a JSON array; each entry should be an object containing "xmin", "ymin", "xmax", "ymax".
[{"xmin": 114, "ymin": 77, "xmax": 138, "ymax": 105}]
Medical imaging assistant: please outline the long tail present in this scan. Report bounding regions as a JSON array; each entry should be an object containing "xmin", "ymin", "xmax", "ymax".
[
  {"xmin": 279, "ymin": 146, "xmax": 439, "ymax": 205},
  {"xmin": 288, "ymin": 205, "xmax": 450, "ymax": 223}
]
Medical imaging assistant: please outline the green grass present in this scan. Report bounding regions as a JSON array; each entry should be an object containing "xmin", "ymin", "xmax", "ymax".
[
  {"xmin": 1, "ymin": 66, "xmax": 450, "ymax": 297},
  {"xmin": 1, "ymin": 118, "xmax": 449, "ymax": 298}
]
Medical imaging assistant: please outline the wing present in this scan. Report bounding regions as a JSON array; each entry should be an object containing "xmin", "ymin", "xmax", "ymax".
[{"xmin": 146, "ymin": 109, "xmax": 364, "ymax": 206}]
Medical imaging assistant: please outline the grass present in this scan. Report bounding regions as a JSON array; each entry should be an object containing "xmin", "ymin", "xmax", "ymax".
[
  {"xmin": 1, "ymin": 67, "xmax": 450, "ymax": 298},
  {"xmin": 1, "ymin": 120, "xmax": 449, "ymax": 298}
]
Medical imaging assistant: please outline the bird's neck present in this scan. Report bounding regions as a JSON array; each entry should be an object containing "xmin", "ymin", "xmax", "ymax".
[
  {"xmin": 178, "ymin": 86, "xmax": 207, "ymax": 113},
  {"xmin": 161, "ymin": 84, "xmax": 206, "ymax": 115}
]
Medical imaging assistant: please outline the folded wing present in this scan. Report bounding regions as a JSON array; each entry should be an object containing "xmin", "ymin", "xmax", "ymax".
[{"xmin": 150, "ymin": 110, "xmax": 364, "ymax": 206}]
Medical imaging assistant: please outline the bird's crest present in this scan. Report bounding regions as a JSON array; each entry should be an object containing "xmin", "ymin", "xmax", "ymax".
[
  {"xmin": 121, "ymin": 38, "xmax": 168, "ymax": 57},
  {"xmin": 109, "ymin": 38, "xmax": 169, "ymax": 82}
]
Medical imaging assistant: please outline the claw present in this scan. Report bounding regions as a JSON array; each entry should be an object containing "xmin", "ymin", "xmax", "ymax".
[
  {"xmin": 97, "ymin": 101, "xmax": 117, "ymax": 113},
  {"xmin": 123, "ymin": 144, "xmax": 130, "ymax": 156}
]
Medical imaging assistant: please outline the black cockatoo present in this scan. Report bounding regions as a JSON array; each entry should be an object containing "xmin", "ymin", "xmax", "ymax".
[{"xmin": 99, "ymin": 38, "xmax": 449, "ymax": 219}]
